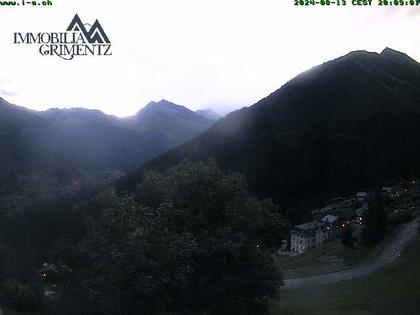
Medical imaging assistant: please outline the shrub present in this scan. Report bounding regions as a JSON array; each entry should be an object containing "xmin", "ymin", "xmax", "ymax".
[{"xmin": 0, "ymin": 279, "xmax": 39, "ymax": 311}]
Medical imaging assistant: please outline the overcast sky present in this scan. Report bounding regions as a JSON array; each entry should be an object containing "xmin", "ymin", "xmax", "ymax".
[{"xmin": 0, "ymin": 1, "xmax": 419, "ymax": 116}]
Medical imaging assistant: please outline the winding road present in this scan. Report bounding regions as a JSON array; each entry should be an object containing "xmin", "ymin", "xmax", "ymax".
[{"xmin": 282, "ymin": 219, "xmax": 419, "ymax": 290}]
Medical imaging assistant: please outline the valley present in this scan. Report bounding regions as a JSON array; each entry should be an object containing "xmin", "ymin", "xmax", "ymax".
[{"xmin": 1, "ymin": 48, "xmax": 420, "ymax": 314}]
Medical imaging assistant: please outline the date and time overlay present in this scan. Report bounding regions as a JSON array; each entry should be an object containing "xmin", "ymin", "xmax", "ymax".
[{"xmin": 295, "ymin": 0, "xmax": 420, "ymax": 6}]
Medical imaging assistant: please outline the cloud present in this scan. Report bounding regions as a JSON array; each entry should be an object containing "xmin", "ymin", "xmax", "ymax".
[
  {"xmin": 0, "ymin": 0, "xmax": 418, "ymax": 116},
  {"xmin": 0, "ymin": 89, "xmax": 18, "ymax": 97},
  {"xmin": 405, "ymin": 7, "xmax": 420, "ymax": 16}
]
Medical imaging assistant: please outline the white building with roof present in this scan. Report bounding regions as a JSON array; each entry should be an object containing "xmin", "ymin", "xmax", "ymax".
[
  {"xmin": 290, "ymin": 221, "xmax": 330, "ymax": 254},
  {"xmin": 320, "ymin": 214, "xmax": 342, "ymax": 238},
  {"xmin": 321, "ymin": 214, "xmax": 338, "ymax": 224}
]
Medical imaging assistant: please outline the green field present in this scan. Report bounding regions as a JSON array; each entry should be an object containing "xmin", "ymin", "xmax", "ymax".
[
  {"xmin": 274, "ymin": 228, "xmax": 399, "ymax": 279},
  {"xmin": 272, "ymin": 237, "xmax": 420, "ymax": 315}
]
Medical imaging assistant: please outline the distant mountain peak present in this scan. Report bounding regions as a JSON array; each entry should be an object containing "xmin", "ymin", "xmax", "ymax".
[
  {"xmin": 338, "ymin": 48, "xmax": 415, "ymax": 64},
  {"xmin": 196, "ymin": 108, "xmax": 222, "ymax": 121},
  {"xmin": 140, "ymin": 99, "xmax": 193, "ymax": 115},
  {"xmin": 154, "ymin": 99, "xmax": 179, "ymax": 108},
  {"xmin": 148, "ymin": 99, "xmax": 174, "ymax": 106},
  {"xmin": 380, "ymin": 47, "xmax": 417, "ymax": 64},
  {"xmin": 158, "ymin": 99, "xmax": 172, "ymax": 104},
  {"xmin": 381, "ymin": 47, "xmax": 402, "ymax": 55}
]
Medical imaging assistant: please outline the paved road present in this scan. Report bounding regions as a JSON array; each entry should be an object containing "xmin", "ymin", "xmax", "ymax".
[{"xmin": 282, "ymin": 219, "xmax": 419, "ymax": 290}]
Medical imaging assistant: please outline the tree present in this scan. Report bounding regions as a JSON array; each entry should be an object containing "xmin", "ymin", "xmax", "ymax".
[
  {"xmin": 362, "ymin": 192, "xmax": 388, "ymax": 247},
  {"xmin": 0, "ymin": 279, "xmax": 39, "ymax": 311},
  {"xmin": 76, "ymin": 160, "xmax": 287, "ymax": 314},
  {"xmin": 341, "ymin": 224, "xmax": 354, "ymax": 248}
]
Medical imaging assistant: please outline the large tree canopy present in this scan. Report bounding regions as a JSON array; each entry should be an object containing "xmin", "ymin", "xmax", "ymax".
[{"xmin": 76, "ymin": 160, "xmax": 287, "ymax": 314}]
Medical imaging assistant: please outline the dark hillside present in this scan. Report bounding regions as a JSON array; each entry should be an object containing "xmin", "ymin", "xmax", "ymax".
[{"xmin": 117, "ymin": 48, "xmax": 420, "ymax": 221}]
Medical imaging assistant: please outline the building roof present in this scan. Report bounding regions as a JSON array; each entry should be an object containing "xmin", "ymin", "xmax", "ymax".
[
  {"xmin": 321, "ymin": 214, "xmax": 339, "ymax": 223},
  {"xmin": 39, "ymin": 264, "xmax": 59, "ymax": 274},
  {"xmin": 335, "ymin": 208, "xmax": 356, "ymax": 220},
  {"xmin": 295, "ymin": 221, "xmax": 324, "ymax": 231}
]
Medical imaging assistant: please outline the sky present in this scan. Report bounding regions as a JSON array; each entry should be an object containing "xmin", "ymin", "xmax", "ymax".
[{"xmin": 0, "ymin": 1, "xmax": 419, "ymax": 117}]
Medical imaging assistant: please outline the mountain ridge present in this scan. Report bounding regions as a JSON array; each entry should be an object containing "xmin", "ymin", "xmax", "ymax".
[
  {"xmin": 116, "ymin": 48, "xmax": 420, "ymax": 221},
  {"xmin": 196, "ymin": 108, "xmax": 222, "ymax": 121},
  {"xmin": 0, "ymin": 98, "xmax": 215, "ymax": 192}
]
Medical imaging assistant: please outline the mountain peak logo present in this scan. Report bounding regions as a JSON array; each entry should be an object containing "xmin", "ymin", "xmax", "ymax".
[
  {"xmin": 13, "ymin": 14, "xmax": 112, "ymax": 60},
  {"xmin": 67, "ymin": 14, "xmax": 110, "ymax": 44}
]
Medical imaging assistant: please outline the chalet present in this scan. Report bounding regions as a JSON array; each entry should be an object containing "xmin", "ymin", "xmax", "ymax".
[
  {"xmin": 382, "ymin": 186, "xmax": 392, "ymax": 193},
  {"xmin": 356, "ymin": 192, "xmax": 368, "ymax": 202},
  {"xmin": 290, "ymin": 221, "xmax": 329, "ymax": 255},
  {"xmin": 355, "ymin": 207, "xmax": 366, "ymax": 224},
  {"xmin": 39, "ymin": 263, "xmax": 72, "ymax": 282},
  {"xmin": 321, "ymin": 214, "xmax": 338, "ymax": 224},
  {"xmin": 39, "ymin": 263, "xmax": 60, "ymax": 282},
  {"xmin": 321, "ymin": 214, "xmax": 341, "ymax": 237},
  {"xmin": 334, "ymin": 208, "xmax": 356, "ymax": 222}
]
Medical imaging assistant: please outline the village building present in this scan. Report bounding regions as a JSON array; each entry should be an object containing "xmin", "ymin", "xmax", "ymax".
[
  {"xmin": 39, "ymin": 263, "xmax": 60, "ymax": 282},
  {"xmin": 355, "ymin": 207, "xmax": 366, "ymax": 224},
  {"xmin": 333, "ymin": 208, "xmax": 356, "ymax": 223},
  {"xmin": 290, "ymin": 221, "xmax": 330, "ymax": 254},
  {"xmin": 320, "ymin": 214, "xmax": 341, "ymax": 237},
  {"xmin": 39, "ymin": 262, "xmax": 72, "ymax": 283},
  {"xmin": 356, "ymin": 192, "xmax": 368, "ymax": 202}
]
